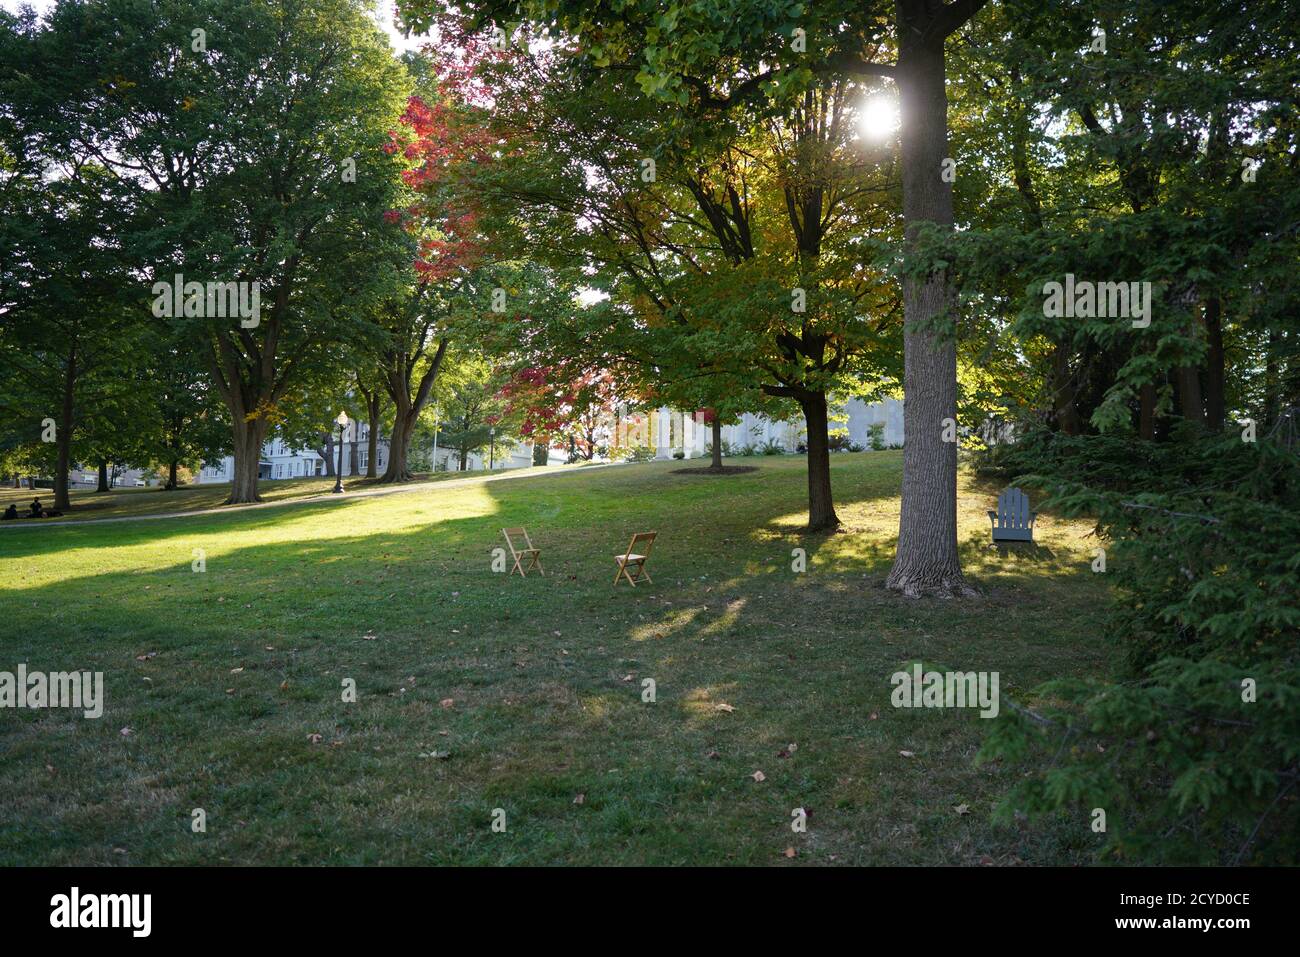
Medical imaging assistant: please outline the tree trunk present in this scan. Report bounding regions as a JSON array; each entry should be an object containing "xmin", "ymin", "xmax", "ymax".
[
  {"xmin": 349, "ymin": 436, "xmax": 360, "ymax": 478},
  {"xmin": 365, "ymin": 392, "xmax": 381, "ymax": 479},
  {"xmin": 1265, "ymin": 329, "xmax": 1281, "ymax": 428},
  {"xmin": 317, "ymin": 433, "xmax": 336, "ymax": 477},
  {"xmin": 166, "ymin": 459, "xmax": 179, "ymax": 491},
  {"xmin": 1051, "ymin": 343, "xmax": 1081, "ymax": 434},
  {"xmin": 96, "ymin": 460, "xmax": 110, "ymax": 493},
  {"xmin": 380, "ymin": 404, "xmax": 415, "ymax": 482},
  {"xmin": 1177, "ymin": 362, "xmax": 1204, "ymax": 426},
  {"xmin": 1139, "ymin": 383, "xmax": 1157, "ymax": 440},
  {"xmin": 1204, "ymin": 297, "xmax": 1226, "ymax": 431},
  {"xmin": 711, "ymin": 416, "xmax": 723, "ymax": 469},
  {"xmin": 459, "ymin": 446, "xmax": 468, "ymax": 471},
  {"xmin": 53, "ymin": 345, "xmax": 76, "ymax": 511},
  {"xmin": 532, "ymin": 442, "xmax": 548, "ymax": 466},
  {"xmin": 885, "ymin": 29, "xmax": 969, "ymax": 596},
  {"xmin": 800, "ymin": 391, "xmax": 839, "ymax": 531},
  {"xmin": 227, "ymin": 415, "xmax": 267, "ymax": 504}
]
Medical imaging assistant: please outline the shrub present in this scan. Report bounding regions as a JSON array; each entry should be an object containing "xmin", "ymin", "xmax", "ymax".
[
  {"xmin": 621, "ymin": 445, "xmax": 658, "ymax": 463},
  {"xmin": 760, "ymin": 439, "xmax": 786, "ymax": 456},
  {"xmin": 868, "ymin": 422, "xmax": 886, "ymax": 451},
  {"xmin": 976, "ymin": 427, "xmax": 1300, "ymax": 864}
]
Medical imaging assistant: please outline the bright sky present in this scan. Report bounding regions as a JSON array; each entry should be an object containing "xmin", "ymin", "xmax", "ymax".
[{"xmin": 0, "ymin": 0, "xmax": 427, "ymax": 51}]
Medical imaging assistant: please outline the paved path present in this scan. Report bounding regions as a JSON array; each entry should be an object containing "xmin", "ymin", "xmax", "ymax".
[{"xmin": 0, "ymin": 463, "xmax": 619, "ymax": 531}]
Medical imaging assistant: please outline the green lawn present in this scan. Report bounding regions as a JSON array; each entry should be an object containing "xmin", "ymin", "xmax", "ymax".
[
  {"xmin": 0, "ymin": 453, "xmax": 1112, "ymax": 865},
  {"xmin": 0, "ymin": 466, "xmax": 517, "ymax": 523}
]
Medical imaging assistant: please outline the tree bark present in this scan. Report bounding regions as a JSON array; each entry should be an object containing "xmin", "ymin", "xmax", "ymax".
[
  {"xmin": 1139, "ymin": 383, "xmax": 1157, "ymax": 440},
  {"xmin": 800, "ymin": 391, "xmax": 839, "ymax": 531},
  {"xmin": 711, "ymin": 416, "xmax": 723, "ymax": 469},
  {"xmin": 228, "ymin": 415, "xmax": 267, "ymax": 503},
  {"xmin": 1204, "ymin": 297, "xmax": 1226, "ymax": 431},
  {"xmin": 1051, "ymin": 344, "xmax": 1081, "ymax": 434},
  {"xmin": 364, "ymin": 390, "xmax": 381, "ymax": 478},
  {"xmin": 885, "ymin": 22, "xmax": 970, "ymax": 596},
  {"xmin": 53, "ymin": 343, "xmax": 76, "ymax": 511},
  {"xmin": 380, "ymin": 338, "xmax": 449, "ymax": 483},
  {"xmin": 96, "ymin": 460, "xmax": 110, "ymax": 493},
  {"xmin": 532, "ymin": 442, "xmax": 548, "ymax": 466},
  {"xmin": 459, "ymin": 446, "xmax": 468, "ymax": 471},
  {"xmin": 166, "ymin": 459, "xmax": 179, "ymax": 491},
  {"xmin": 384, "ymin": 411, "xmax": 414, "ymax": 482}
]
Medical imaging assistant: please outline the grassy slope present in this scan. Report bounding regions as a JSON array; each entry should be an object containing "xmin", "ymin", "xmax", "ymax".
[{"xmin": 0, "ymin": 453, "xmax": 1110, "ymax": 865}]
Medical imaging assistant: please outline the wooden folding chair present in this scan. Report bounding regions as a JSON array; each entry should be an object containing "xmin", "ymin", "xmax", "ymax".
[
  {"xmin": 613, "ymin": 531, "xmax": 657, "ymax": 586},
  {"xmin": 502, "ymin": 527, "xmax": 544, "ymax": 577}
]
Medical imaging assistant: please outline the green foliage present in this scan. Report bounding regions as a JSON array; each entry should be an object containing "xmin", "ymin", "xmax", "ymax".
[{"xmin": 978, "ymin": 427, "xmax": 1300, "ymax": 863}]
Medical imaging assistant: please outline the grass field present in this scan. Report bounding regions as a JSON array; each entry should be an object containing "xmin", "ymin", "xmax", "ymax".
[
  {"xmin": 0, "ymin": 452, "xmax": 1112, "ymax": 865},
  {"xmin": 0, "ymin": 467, "xmax": 514, "ymax": 523}
]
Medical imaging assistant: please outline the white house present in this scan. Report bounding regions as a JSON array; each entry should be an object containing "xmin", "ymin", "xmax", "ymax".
[
  {"xmin": 623, "ymin": 397, "xmax": 905, "ymax": 459},
  {"xmin": 197, "ymin": 421, "xmax": 534, "ymax": 484}
]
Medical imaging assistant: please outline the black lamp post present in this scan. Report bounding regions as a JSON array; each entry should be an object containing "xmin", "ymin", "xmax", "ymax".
[
  {"xmin": 332, "ymin": 411, "xmax": 349, "ymax": 493},
  {"xmin": 488, "ymin": 426, "xmax": 496, "ymax": 470}
]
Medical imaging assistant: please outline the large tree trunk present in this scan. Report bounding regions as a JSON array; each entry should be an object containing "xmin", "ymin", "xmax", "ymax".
[
  {"xmin": 799, "ymin": 391, "xmax": 839, "ymax": 531},
  {"xmin": 711, "ymin": 416, "xmax": 723, "ymax": 469},
  {"xmin": 382, "ymin": 409, "xmax": 414, "ymax": 482},
  {"xmin": 228, "ymin": 415, "xmax": 267, "ymax": 504},
  {"xmin": 53, "ymin": 344, "xmax": 76, "ymax": 511},
  {"xmin": 1204, "ymin": 297, "xmax": 1226, "ymax": 431},
  {"xmin": 1177, "ymin": 362, "xmax": 1204, "ymax": 426},
  {"xmin": 532, "ymin": 442, "xmax": 548, "ymax": 466},
  {"xmin": 96, "ymin": 460, "xmax": 110, "ymax": 493},
  {"xmin": 459, "ymin": 446, "xmax": 468, "ymax": 471},
  {"xmin": 885, "ymin": 26, "xmax": 969, "ymax": 596},
  {"xmin": 166, "ymin": 458, "xmax": 179, "ymax": 491}
]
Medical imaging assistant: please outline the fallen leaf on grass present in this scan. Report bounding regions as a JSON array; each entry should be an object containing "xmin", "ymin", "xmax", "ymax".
[
  {"xmin": 751, "ymin": 770, "xmax": 766, "ymax": 782},
  {"xmin": 784, "ymin": 847, "xmax": 796, "ymax": 859},
  {"xmin": 954, "ymin": 804, "xmax": 970, "ymax": 816},
  {"xmin": 573, "ymin": 793, "xmax": 585, "ymax": 805},
  {"xmin": 898, "ymin": 750, "xmax": 915, "ymax": 758},
  {"xmin": 439, "ymin": 698, "xmax": 455, "ymax": 709},
  {"xmin": 715, "ymin": 703, "xmax": 735, "ymax": 713},
  {"xmin": 230, "ymin": 667, "xmax": 243, "ymax": 674},
  {"xmin": 307, "ymin": 733, "xmax": 323, "ymax": 744},
  {"xmin": 135, "ymin": 652, "xmax": 157, "ymax": 661},
  {"xmin": 119, "ymin": 727, "xmax": 132, "ymax": 737}
]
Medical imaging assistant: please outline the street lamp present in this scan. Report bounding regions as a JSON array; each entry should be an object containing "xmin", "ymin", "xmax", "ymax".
[
  {"xmin": 332, "ymin": 411, "xmax": 349, "ymax": 493},
  {"xmin": 489, "ymin": 426, "xmax": 496, "ymax": 470}
]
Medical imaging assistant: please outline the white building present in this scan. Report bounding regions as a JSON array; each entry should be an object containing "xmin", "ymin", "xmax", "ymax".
[
  {"xmin": 197, "ymin": 421, "xmax": 534, "ymax": 484},
  {"xmin": 624, "ymin": 397, "xmax": 905, "ymax": 459}
]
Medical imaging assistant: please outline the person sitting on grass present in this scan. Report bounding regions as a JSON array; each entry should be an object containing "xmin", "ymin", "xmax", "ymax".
[
  {"xmin": 28, "ymin": 497, "xmax": 43, "ymax": 518},
  {"xmin": 2, "ymin": 503, "xmax": 17, "ymax": 520}
]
